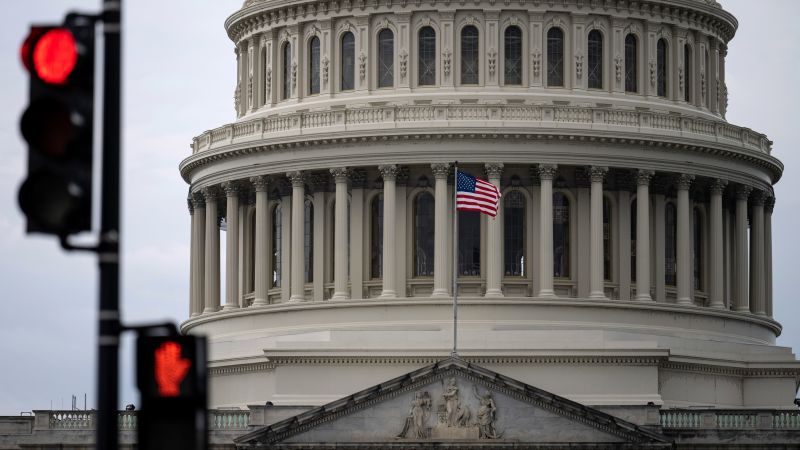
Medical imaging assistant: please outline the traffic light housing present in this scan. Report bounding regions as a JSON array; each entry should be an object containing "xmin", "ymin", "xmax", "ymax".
[
  {"xmin": 136, "ymin": 335, "xmax": 208, "ymax": 450},
  {"xmin": 18, "ymin": 21, "xmax": 95, "ymax": 236}
]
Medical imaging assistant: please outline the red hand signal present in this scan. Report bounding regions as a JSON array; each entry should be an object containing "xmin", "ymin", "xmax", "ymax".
[{"xmin": 154, "ymin": 341, "xmax": 191, "ymax": 397}]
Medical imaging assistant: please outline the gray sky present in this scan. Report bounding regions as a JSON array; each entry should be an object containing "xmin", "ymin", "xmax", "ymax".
[{"xmin": 0, "ymin": 0, "xmax": 798, "ymax": 415}]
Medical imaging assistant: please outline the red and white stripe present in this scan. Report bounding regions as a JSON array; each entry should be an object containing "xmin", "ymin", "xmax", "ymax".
[{"xmin": 457, "ymin": 178, "xmax": 501, "ymax": 217}]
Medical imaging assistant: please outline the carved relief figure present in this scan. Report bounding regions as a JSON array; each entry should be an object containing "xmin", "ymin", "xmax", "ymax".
[
  {"xmin": 441, "ymin": 378, "xmax": 471, "ymax": 427},
  {"xmin": 397, "ymin": 391, "xmax": 431, "ymax": 439},
  {"xmin": 473, "ymin": 386, "xmax": 500, "ymax": 439}
]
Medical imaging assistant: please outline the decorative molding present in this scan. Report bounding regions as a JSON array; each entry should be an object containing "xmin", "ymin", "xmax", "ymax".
[
  {"xmin": 442, "ymin": 48, "xmax": 452, "ymax": 78},
  {"xmin": 286, "ymin": 170, "xmax": 305, "ymax": 187},
  {"xmin": 735, "ymin": 184, "xmax": 753, "ymax": 200},
  {"xmin": 399, "ymin": 50, "xmax": 408, "ymax": 81},
  {"xmin": 532, "ymin": 49, "xmax": 542, "ymax": 77},
  {"xmin": 708, "ymin": 178, "xmax": 727, "ymax": 195},
  {"xmin": 378, "ymin": 164, "xmax": 399, "ymax": 181},
  {"xmin": 330, "ymin": 167, "xmax": 350, "ymax": 183},
  {"xmin": 321, "ymin": 56, "xmax": 329, "ymax": 86},
  {"xmin": 358, "ymin": 52, "xmax": 367, "ymax": 82},
  {"xmin": 488, "ymin": 48, "xmax": 498, "ymax": 78},
  {"xmin": 484, "ymin": 162, "xmax": 504, "ymax": 179},
  {"xmin": 675, "ymin": 174, "xmax": 695, "ymax": 190},
  {"xmin": 589, "ymin": 166, "xmax": 608, "ymax": 183},
  {"xmin": 636, "ymin": 170, "xmax": 655, "ymax": 186},
  {"xmin": 250, "ymin": 175, "xmax": 269, "ymax": 192},
  {"xmin": 431, "ymin": 163, "xmax": 450, "ymax": 179},
  {"xmin": 537, "ymin": 164, "xmax": 558, "ymax": 181}
]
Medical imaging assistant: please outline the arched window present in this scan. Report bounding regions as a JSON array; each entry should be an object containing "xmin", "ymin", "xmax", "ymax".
[
  {"xmin": 308, "ymin": 36, "xmax": 320, "ymax": 95},
  {"xmin": 684, "ymin": 44, "xmax": 691, "ymax": 103},
  {"xmin": 458, "ymin": 211, "xmax": 480, "ymax": 276},
  {"xmin": 460, "ymin": 25, "xmax": 479, "ymax": 85},
  {"xmin": 260, "ymin": 46, "xmax": 268, "ymax": 104},
  {"xmin": 504, "ymin": 190, "xmax": 525, "ymax": 276},
  {"xmin": 370, "ymin": 194, "xmax": 384, "ymax": 279},
  {"xmin": 625, "ymin": 34, "xmax": 638, "ymax": 93},
  {"xmin": 304, "ymin": 199, "xmax": 314, "ymax": 283},
  {"xmin": 657, "ymin": 38, "xmax": 668, "ymax": 98},
  {"xmin": 418, "ymin": 27, "xmax": 436, "ymax": 86},
  {"xmin": 553, "ymin": 192, "xmax": 570, "ymax": 278},
  {"xmin": 630, "ymin": 198, "xmax": 637, "ymax": 282},
  {"xmin": 587, "ymin": 30, "xmax": 603, "ymax": 89},
  {"xmin": 271, "ymin": 204, "xmax": 281, "ymax": 288},
  {"xmin": 665, "ymin": 202, "xmax": 677, "ymax": 286},
  {"xmin": 504, "ymin": 26, "xmax": 522, "ymax": 85},
  {"xmin": 547, "ymin": 28, "xmax": 565, "ymax": 87},
  {"xmin": 694, "ymin": 208, "xmax": 704, "ymax": 291},
  {"xmin": 341, "ymin": 32, "xmax": 355, "ymax": 91},
  {"xmin": 414, "ymin": 192, "xmax": 435, "ymax": 276},
  {"xmin": 603, "ymin": 196, "xmax": 612, "ymax": 281},
  {"xmin": 282, "ymin": 42, "xmax": 292, "ymax": 100},
  {"xmin": 377, "ymin": 29, "xmax": 394, "ymax": 88}
]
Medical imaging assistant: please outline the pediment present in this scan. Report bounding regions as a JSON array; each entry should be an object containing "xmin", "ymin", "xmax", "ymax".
[{"xmin": 235, "ymin": 357, "xmax": 670, "ymax": 448}]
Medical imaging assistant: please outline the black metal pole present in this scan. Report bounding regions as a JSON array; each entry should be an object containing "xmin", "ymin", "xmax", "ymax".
[{"xmin": 97, "ymin": 1, "xmax": 121, "ymax": 449}]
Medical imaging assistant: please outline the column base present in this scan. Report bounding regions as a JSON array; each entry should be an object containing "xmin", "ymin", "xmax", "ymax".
[
  {"xmin": 222, "ymin": 304, "xmax": 240, "ymax": 311},
  {"xmin": 708, "ymin": 302, "xmax": 726, "ymax": 309},
  {"xmin": 537, "ymin": 289, "xmax": 557, "ymax": 298},
  {"xmin": 635, "ymin": 294, "xmax": 653, "ymax": 301},
  {"xmin": 588, "ymin": 291, "xmax": 607, "ymax": 300},
  {"xmin": 331, "ymin": 292, "xmax": 349, "ymax": 300},
  {"xmin": 431, "ymin": 289, "xmax": 450, "ymax": 298},
  {"xmin": 289, "ymin": 295, "xmax": 305, "ymax": 302},
  {"xmin": 676, "ymin": 298, "xmax": 693, "ymax": 305},
  {"xmin": 190, "ymin": 312, "xmax": 200, "ymax": 317},
  {"xmin": 379, "ymin": 291, "xmax": 397, "ymax": 299},
  {"xmin": 484, "ymin": 289, "xmax": 504, "ymax": 298},
  {"xmin": 734, "ymin": 306, "xmax": 750, "ymax": 312},
  {"xmin": 202, "ymin": 307, "xmax": 219, "ymax": 314}
]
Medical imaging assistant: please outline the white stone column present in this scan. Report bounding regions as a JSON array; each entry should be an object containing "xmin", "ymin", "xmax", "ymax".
[
  {"xmin": 708, "ymin": 179, "xmax": 727, "ymax": 309},
  {"xmin": 331, "ymin": 168, "xmax": 350, "ymax": 300},
  {"xmin": 734, "ymin": 185, "xmax": 752, "ymax": 312},
  {"xmin": 485, "ymin": 163, "xmax": 504, "ymax": 298},
  {"xmin": 635, "ymin": 171, "xmax": 654, "ymax": 301},
  {"xmin": 750, "ymin": 191, "xmax": 766, "ymax": 316},
  {"xmin": 222, "ymin": 182, "xmax": 241, "ymax": 310},
  {"xmin": 379, "ymin": 165, "xmax": 398, "ymax": 298},
  {"xmin": 589, "ymin": 166, "xmax": 608, "ymax": 299},
  {"xmin": 188, "ymin": 199, "xmax": 197, "ymax": 317},
  {"xmin": 191, "ymin": 195, "xmax": 205, "ymax": 317},
  {"xmin": 251, "ymin": 176, "xmax": 269, "ymax": 307},
  {"xmin": 618, "ymin": 189, "xmax": 632, "ymax": 300},
  {"xmin": 675, "ymin": 174, "xmax": 694, "ymax": 305},
  {"xmin": 203, "ymin": 187, "xmax": 220, "ymax": 313},
  {"xmin": 287, "ymin": 171, "xmax": 306, "ymax": 302},
  {"xmin": 765, "ymin": 196, "xmax": 774, "ymax": 317},
  {"xmin": 538, "ymin": 164, "xmax": 558, "ymax": 298},
  {"xmin": 431, "ymin": 163, "xmax": 451, "ymax": 298}
]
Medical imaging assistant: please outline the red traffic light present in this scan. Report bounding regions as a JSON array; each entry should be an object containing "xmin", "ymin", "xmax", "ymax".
[
  {"xmin": 21, "ymin": 28, "xmax": 78, "ymax": 85},
  {"xmin": 154, "ymin": 341, "xmax": 192, "ymax": 397}
]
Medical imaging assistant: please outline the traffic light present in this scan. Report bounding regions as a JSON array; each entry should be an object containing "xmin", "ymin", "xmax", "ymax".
[
  {"xmin": 18, "ymin": 20, "xmax": 95, "ymax": 236},
  {"xmin": 136, "ymin": 335, "xmax": 208, "ymax": 450}
]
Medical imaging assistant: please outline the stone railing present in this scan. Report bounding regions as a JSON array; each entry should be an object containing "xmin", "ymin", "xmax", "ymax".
[
  {"xmin": 661, "ymin": 410, "xmax": 800, "ymax": 430},
  {"xmin": 35, "ymin": 409, "xmax": 250, "ymax": 431},
  {"xmin": 190, "ymin": 104, "xmax": 772, "ymax": 156}
]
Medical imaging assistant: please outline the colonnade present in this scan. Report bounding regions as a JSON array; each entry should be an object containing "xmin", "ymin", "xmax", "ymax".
[{"xmin": 187, "ymin": 163, "xmax": 774, "ymax": 319}]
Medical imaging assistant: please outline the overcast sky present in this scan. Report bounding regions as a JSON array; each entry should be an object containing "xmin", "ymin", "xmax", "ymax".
[{"xmin": 1, "ymin": 0, "xmax": 798, "ymax": 415}]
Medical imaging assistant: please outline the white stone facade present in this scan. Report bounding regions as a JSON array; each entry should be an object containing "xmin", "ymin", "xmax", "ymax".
[{"xmin": 180, "ymin": 0, "xmax": 799, "ymax": 412}]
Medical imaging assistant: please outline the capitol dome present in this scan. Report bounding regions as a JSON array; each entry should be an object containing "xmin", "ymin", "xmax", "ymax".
[{"xmin": 179, "ymin": 0, "xmax": 799, "ymax": 413}]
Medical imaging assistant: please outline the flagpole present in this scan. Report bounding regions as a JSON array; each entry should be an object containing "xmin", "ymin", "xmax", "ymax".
[{"xmin": 452, "ymin": 162, "xmax": 459, "ymax": 357}]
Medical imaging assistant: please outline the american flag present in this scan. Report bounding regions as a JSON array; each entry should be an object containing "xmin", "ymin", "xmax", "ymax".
[{"xmin": 456, "ymin": 170, "xmax": 501, "ymax": 217}]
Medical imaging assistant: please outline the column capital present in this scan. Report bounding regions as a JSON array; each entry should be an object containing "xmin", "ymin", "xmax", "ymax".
[
  {"xmin": 431, "ymin": 163, "xmax": 451, "ymax": 179},
  {"xmin": 221, "ymin": 181, "xmax": 241, "ymax": 197},
  {"xmin": 636, "ymin": 170, "xmax": 655, "ymax": 186},
  {"xmin": 286, "ymin": 171, "xmax": 306, "ymax": 187},
  {"xmin": 735, "ymin": 184, "xmax": 753, "ymax": 200},
  {"xmin": 201, "ymin": 186, "xmax": 220, "ymax": 201},
  {"xmin": 765, "ymin": 196, "xmax": 775, "ymax": 213},
  {"xmin": 187, "ymin": 197, "xmax": 194, "ymax": 214},
  {"xmin": 330, "ymin": 167, "xmax": 350, "ymax": 183},
  {"xmin": 191, "ymin": 192, "xmax": 206, "ymax": 209},
  {"xmin": 250, "ymin": 175, "xmax": 269, "ymax": 192},
  {"xmin": 709, "ymin": 179, "xmax": 728, "ymax": 195},
  {"xmin": 537, "ymin": 164, "xmax": 558, "ymax": 181},
  {"xmin": 588, "ymin": 166, "xmax": 608, "ymax": 183},
  {"xmin": 484, "ymin": 163, "xmax": 504, "ymax": 179},
  {"xmin": 674, "ymin": 174, "xmax": 695, "ymax": 191},
  {"xmin": 378, "ymin": 164, "xmax": 399, "ymax": 181},
  {"xmin": 750, "ymin": 189, "xmax": 768, "ymax": 206}
]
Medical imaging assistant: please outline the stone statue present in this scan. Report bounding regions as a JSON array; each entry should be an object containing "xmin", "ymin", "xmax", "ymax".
[
  {"xmin": 397, "ymin": 391, "xmax": 431, "ymax": 439},
  {"xmin": 473, "ymin": 386, "xmax": 500, "ymax": 439},
  {"xmin": 441, "ymin": 378, "xmax": 471, "ymax": 428}
]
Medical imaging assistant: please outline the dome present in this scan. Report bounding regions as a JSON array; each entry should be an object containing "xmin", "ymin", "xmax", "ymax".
[{"xmin": 180, "ymin": 0, "xmax": 797, "ymax": 412}]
